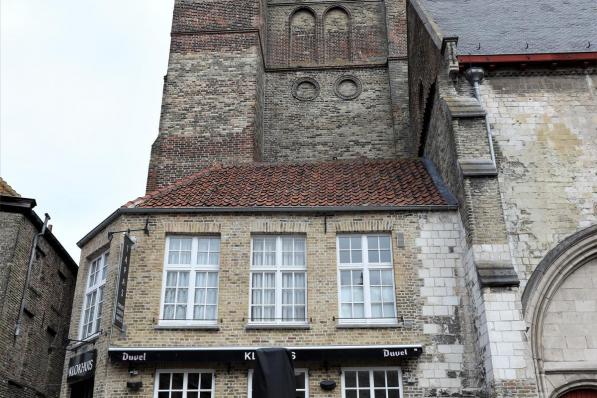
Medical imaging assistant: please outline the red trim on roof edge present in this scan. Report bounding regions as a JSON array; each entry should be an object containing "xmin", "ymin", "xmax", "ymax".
[{"xmin": 458, "ymin": 52, "xmax": 597, "ymax": 64}]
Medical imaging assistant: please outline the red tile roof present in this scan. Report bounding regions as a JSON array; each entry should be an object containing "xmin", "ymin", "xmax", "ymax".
[{"xmin": 125, "ymin": 159, "xmax": 453, "ymax": 209}]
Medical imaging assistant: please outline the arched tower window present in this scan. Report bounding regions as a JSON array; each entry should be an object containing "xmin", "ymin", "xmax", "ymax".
[
  {"xmin": 289, "ymin": 8, "xmax": 317, "ymax": 65},
  {"xmin": 324, "ymin": 7, "xmax": 350, "ymax": 63}
]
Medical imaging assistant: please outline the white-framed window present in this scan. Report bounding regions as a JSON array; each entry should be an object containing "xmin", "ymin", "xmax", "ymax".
[
  {"xmin": 336, "ymin": 234, "xmax": 397, "ymax": 325},
  {"xmin": 341, "ymin": 367, "xmax": 403, "ymax": 398},
  {"xmin": 247, "ymin": 369, "xmax": 308, "ymax": 397},
  {"xmin": 80, "ymin": 251, "xmax": 109, "ymax": 339},
  {"xmin": 159, "ymin": 236, "xmax": 220, "ymax": 326},
  {"xmin": 249, "ymin": 235, "xmax": 307, "ymax": 324},
  {"xmin": 154, "ymin": 370, "xmax": 215, "ymax": 398}
]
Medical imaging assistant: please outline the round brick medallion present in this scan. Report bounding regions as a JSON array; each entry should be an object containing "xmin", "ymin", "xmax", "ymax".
[
  {"xmin": 292, "ymin": 77, "xmax": 320, "ymax": 101},
  {"xmin": 334, "ymin": 75, "xmax": 362, "ymax": 100}
]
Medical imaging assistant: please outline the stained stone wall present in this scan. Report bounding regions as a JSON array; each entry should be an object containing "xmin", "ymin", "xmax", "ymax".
[
  {"xmin": 263, "ymin": 68, "xmax": 398, "ymax": 161},
  {"xmin": 479, "ymin": 71, "xmax": 597, "ymax": 286}
]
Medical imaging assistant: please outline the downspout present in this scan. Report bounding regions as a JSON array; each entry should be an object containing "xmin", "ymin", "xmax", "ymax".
[
  {"xmin": 15, "ymin": 213, "xmax": 50, "ymax": 337},
  {"xmin": 465, "ymin": 67, "xmax": 497, "ymax": 168}
]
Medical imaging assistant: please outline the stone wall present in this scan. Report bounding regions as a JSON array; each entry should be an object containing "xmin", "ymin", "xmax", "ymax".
[
  {"xmin": 481, "ymin": 70, "xmax": 597, "ymax": 285},
  {"xmin": 263, "ymin": 68, "xmax": 398, "ymax": 161},
  {"xmin": 0, "ymin": 212, "xmax": 77, "ymax": 398}
]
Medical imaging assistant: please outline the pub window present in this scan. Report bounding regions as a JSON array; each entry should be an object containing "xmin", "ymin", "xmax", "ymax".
[
  {"xmin": 159, "ymin": 236, "xmax": 220, "ymax": 326},
  {"xmin": 249, "ymin": 235, "xmax": 307, "ymax": 324},
  {"xmin": 154, "ymin": 370, "xmax": 215, "ymax": 398},
  {"xmin": 80, "ymin": 251, "xmax": 109, "ymax": 339},
  {"xmin": 248, "ymin": 369, "xmax": 308, "ymax": 397},
  {"xmin": 341, "ymin": 367, "xmax": 402, "ymax": 398},
  {"xmin": 336, "ymin": 234, "xmax": 397, "ymax": 325}
]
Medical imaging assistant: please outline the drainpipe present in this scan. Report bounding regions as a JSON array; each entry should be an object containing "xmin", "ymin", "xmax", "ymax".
[
  {"xmin": 15, "ymin": 213, "xmax": 50, "ymax": 337},
  {"xmin": 465, "ymin": 67, "xmax": 497, "ymax": 168}
]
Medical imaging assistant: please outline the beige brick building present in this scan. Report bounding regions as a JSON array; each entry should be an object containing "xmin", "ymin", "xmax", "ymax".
[{"xmin": 61, "ymin": 0, "xmax": 596, "ymax": 397}]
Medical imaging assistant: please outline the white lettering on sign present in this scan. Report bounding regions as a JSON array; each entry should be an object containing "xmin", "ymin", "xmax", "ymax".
[
  {"xmin": 383, "ymin": 349, "xmax": 408, "ymax": 357},
  {"xmin": 243, "ymin": 351, "xmax": 296, "ymax": 361},
  {"xmin": 68, "ymin": 359, "xmax": 94, "ymax": 377},
  {"xmin": 122, "ymin": 352, "xmax": 147, "ymax": 361}
]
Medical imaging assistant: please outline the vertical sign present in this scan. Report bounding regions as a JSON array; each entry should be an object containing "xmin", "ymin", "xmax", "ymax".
[{"xmin": 114, "ymin": 234, "xmax": 133, "ymax": 330}]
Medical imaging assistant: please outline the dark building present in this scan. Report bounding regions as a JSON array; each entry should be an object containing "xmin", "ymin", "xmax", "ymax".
[{"xmin": 0, "ymin": 178, "xmax": 78, "ymax": 397}]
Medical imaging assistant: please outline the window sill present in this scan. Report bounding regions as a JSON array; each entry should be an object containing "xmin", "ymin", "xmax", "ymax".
[
  {"xmin": 154, "ymin": 324, "xmax": 220, "ymax": 331},
  {"xmin": 245, "ymin": 323, "xmax": 311, "ymax": 330},
  {"xmin": 70, "ymin": 333, "xmax": 101, "ymax": 350},
  {"xmin": 336, "ymin": 322, "xmax": 402, "ymax": 329}
]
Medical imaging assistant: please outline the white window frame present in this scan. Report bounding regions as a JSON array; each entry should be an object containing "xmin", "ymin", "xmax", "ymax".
[
  {"xmin": 159, "ymin": 236, "xmax": 220, "ymax": 327},
  {"xmin": 247, "ymin": 368, "xmax": 308, "ymax": 397},
  {"xmin": 341, "ymin": 367, "xmax": 403, "ymax": 398},
  {"xmin": 248, "ymin": 235, "xmax": 308, "ymax": 325},
  {"xmin": 336, "ymin": 234, "xmax": 397, "ymax": 325},
  {"xmin": 154, "ymin": 369, "xmax": 215, "ymax": 398},
  {"xmin": 79, "ymin": 251, "xmax": 109, "ymax": 339}
]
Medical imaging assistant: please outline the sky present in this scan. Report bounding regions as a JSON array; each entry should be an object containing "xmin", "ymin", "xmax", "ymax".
[{"xmin": 1, "ymin": 0, "xmax": 175, "ymax": 261}]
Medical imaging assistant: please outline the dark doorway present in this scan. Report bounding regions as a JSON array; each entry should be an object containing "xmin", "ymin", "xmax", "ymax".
[
  {"xmin": 561, "ymin": 389, "xmax": 597, "ymax": 398},
  {"xmin": 70, "ymin": 377, "xmax": 94, "ymax": 398}
]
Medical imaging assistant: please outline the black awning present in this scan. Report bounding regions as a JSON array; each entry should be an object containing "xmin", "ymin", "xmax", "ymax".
[
  {"xmin": 108, "ymin": 344, "xmax": 423, "ymax": 364},
  {"xmin": 252, "ymin": 348, "xmax": 296, "ymax": 398}
]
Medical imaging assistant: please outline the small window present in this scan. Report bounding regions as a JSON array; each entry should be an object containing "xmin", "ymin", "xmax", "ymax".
[
  {"xmin": 248, "ymin": 369, "xmax": 308, "ymax": 397},
  {"xmin": 341, "ymin": 368, "xmax": 402, "ymax": 398},
  {"xmin": 154, "ymin": 370, "xmax": 215, "ymax": 398},
  {"xmin": 250, "ymin": 236, "xmax": 307, "ymax": 324},
  {"xmin": 160, "ymin": 236, "xmax": 220, "ymax": 326},
  {"xmin": 337, "ymin": 234, "xmax": 397, "ymax": 325},
  {"xmin": 80, "ymin": 251, "xmax": 109, "ymax": 339}
]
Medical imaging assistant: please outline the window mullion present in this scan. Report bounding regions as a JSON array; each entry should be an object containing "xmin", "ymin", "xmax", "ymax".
[
  {"xmin": 370, "ymin": 370, "xmax": 375, "ymax": 396},
  {"xmin": 187, "ymin": 270, "xmax": 194, "ymax": 321},
  {"xmin": 276, "ymin": 270, "xmax": 282, "ymax": 322}
]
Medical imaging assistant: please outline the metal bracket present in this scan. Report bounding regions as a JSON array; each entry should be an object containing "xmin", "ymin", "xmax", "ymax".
[{"xmin": 108, "ymin": 217, "xmax": 150, "ymax": 240}]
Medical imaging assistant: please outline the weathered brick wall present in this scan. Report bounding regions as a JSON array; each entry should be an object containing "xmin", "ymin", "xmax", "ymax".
[
  {"xmin": 481, "ymin": 71, "xmax": 597, "ymax": 285},
  {"xmin": 63, "ymin": 211, "xmax": 484, "ymax": 396},
  {"xmin": 146, "ymin": 33, "xmax": 263, "ymax": 192},
  {"xmin": 265, "ymin": 1, "xmax": 387, "ymax": 67},
  {"xmin": 263, "ymin": 68, "xmax": 399, "ymax": 161},
  {"xmin": 0, "ymin": 212, "xmax": 77, "ymax": 398}
]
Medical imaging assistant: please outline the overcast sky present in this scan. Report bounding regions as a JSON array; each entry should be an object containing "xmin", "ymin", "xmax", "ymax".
[{"xmin": 1, "ymin": 0, "xmax": 175, "ymax": 261}]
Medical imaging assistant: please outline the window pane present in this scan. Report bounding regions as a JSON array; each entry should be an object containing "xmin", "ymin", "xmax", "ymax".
[
  {"xmin": 339, "ymin": 251, "xmax": 351, "ymax": 264},
  {"xmin": 387, "ymin": 371, "xmax": 399, "ymax": 387},
  {"xmin": 352, "ymin": 249, "xmax": 362, "ymax": 263},
  {"xmin": 374, "ymin": 391, "xmax": 385, "ymax": 398},
  {"xmin": 188, "ymin": 393, "xmax": 198, "ymax": 398},
  {"xmin": 387, "ymin": 390, "xmax": 400, "ymax": 398},
  {"xmin": 353, "ymin": 303, "xmax": 364, "ymax": 318},
  {"xmin": 346, "ymin": 391, "xmax": 357, "ymax": 398},
  {"xmin": 163, "ymin": 305, "xmax": 174, "ymax": 319},
  {"xmin": 368, "ymin": 250, "xmax": 380, "ymax": 263},
  {"xmin": 210, "ymin": 238, "xmax": 220, "ymax": 252},
  {"xmin": 158, "ymin": 373, "xmax": 170, "ymax": 389},
  {"xmin": 171, "ymin": 393, "xmax": 183, "ymax": 398},
  {"xmin": 200, "ymin": 373, "xmax": 212, "ymax": 389},
  {"xmin": 368, "ymin": 236, "xmax": 379, "ymax": 249},
  {"xmin": 207, "ymin": 272, "xmax": 218, "ymax": 287},
  {"xmin": 206, "ymin": 289, "xmax": 217, "ymax": 304},
  {"xmin": 205, "ymin": 306, "xmax": 216, "ymax": 320},
  {"xmin": 340, "ymin": 271, "xmax": 351, "ymax": 286},
  {"xmin": 158, "ymin": 392, "xmax": 169, "ymax": 398},
  {"xmin": 371, "ymin": 303, "xmax": 382, "ymax": 318},
  {"xmin": 209, "ymin": 253, "xmax": 219, "ymax": 265},
  {"xmin": 345, "ymin": 371, "xmax": 357, "ymax": 387},
  {"xmin": 198, "ymin": 239, "xmax": 209, "ymax": 252},
  {"xmin": 379, "ymin": 236, "xmax": 390, "ymax": 249},
  {"xmin": 188, "ymin": 373, "xmax": 199, "ymax": 389},
  {"xmin": 381, "ymin": 270, "xmax": 393, "ymax": 285},
  {"xmin": 199, "ymin": 393, "xmax": 211, "ymax": 398},
  {"xmin": 196, "ymin": 272, "xmax": 206, "ymax": 287},
  {"xmin": 357, "ymin": 371, "xmax": 370, "ymax": 387},
  {"xmin": 373, "ymin": 371, "xmax": 385, "ymax": 387},
  {"xmin": 295, "ymin": 373, "xmax": 305, "ymax": 389},
  {"xmin": 197, "ymin": 252, "xmax": 209, "ymax": 265},
  {"xmin": 380, "ymin": 250, "xmax": 391, "ymax": 263},
  {"xmin": 350, "ymin": 236, "xmax": 361, "ymax": 249},
  {"xmin": 171, "ymin": 373, "xmax": 184, "ymax": 389}
]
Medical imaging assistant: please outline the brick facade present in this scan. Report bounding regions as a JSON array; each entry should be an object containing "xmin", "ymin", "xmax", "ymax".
[{"xmin": 0, "ymin": 200, "xmax": 77, "ymax": 398}]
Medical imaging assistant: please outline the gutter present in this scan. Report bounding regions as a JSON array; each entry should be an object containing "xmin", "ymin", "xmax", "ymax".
[
  {"xmin": 458, "ymin": 52, "xmax": 597, "ymax": 65},
  {"xmin": 77, "ymin": 204, "xmax": 459, "ymax": 248}
]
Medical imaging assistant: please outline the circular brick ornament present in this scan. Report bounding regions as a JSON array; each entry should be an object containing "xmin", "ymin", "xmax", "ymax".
[
  {"xmin": 334, "ymin": 75, "xmax": 362, "ymax": 100},
  {"xmin": 292, "ymin": 77, "xmax": 320, "ymax": 101}
]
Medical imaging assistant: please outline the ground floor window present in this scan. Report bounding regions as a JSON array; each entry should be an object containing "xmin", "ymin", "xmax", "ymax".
[
  {"xmin": 154, "ymin": 370, "xmax": 214, "ymax": 398},
  {"xmin": 341, "ymin": 368, "xmax": 402, "ymax": 398},
  {"xmin": 248, "ymin": 369, "xmax": 308, "ymax": 397}
]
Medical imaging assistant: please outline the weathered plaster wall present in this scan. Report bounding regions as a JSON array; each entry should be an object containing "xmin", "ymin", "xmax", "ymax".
[{"xmin": 480, "ymin": 71, "xmax": 597, "ymax": 285}]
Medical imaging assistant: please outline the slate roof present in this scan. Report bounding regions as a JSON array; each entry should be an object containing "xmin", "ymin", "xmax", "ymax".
[
  {"xmin": 417, "ymin": 0, "xmax": 597, "ymax": 55},
  {"xmin": 125, "ymin": 159, "xmax": 455, "ymax": 209}
]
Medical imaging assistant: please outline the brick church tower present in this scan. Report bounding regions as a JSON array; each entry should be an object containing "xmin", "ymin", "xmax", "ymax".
[{"xmin": 146, "ymin": 0, "xmax": 412, "ymax": 192}]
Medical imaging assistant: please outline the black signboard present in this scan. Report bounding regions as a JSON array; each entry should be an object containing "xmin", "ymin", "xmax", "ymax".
[
  {"xmin": 67, "ymin": 350, "xmax": 96, "ymax": 384},
  {"xmin": 108, "ymin": 344, "xmax": 423, "ymax": 364},
  {"xmin": 113, "ymin": 234, "xmax": 133, "ymax": 330}
]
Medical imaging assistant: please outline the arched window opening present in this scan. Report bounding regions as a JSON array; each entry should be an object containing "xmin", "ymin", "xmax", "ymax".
[
  {"xmin": 324, "ymin": 7, "xmax": 350, "ymax": 63},
  {"xmin": 289, "ymin": 9, "xmax": 317, "ymax": 65}
]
